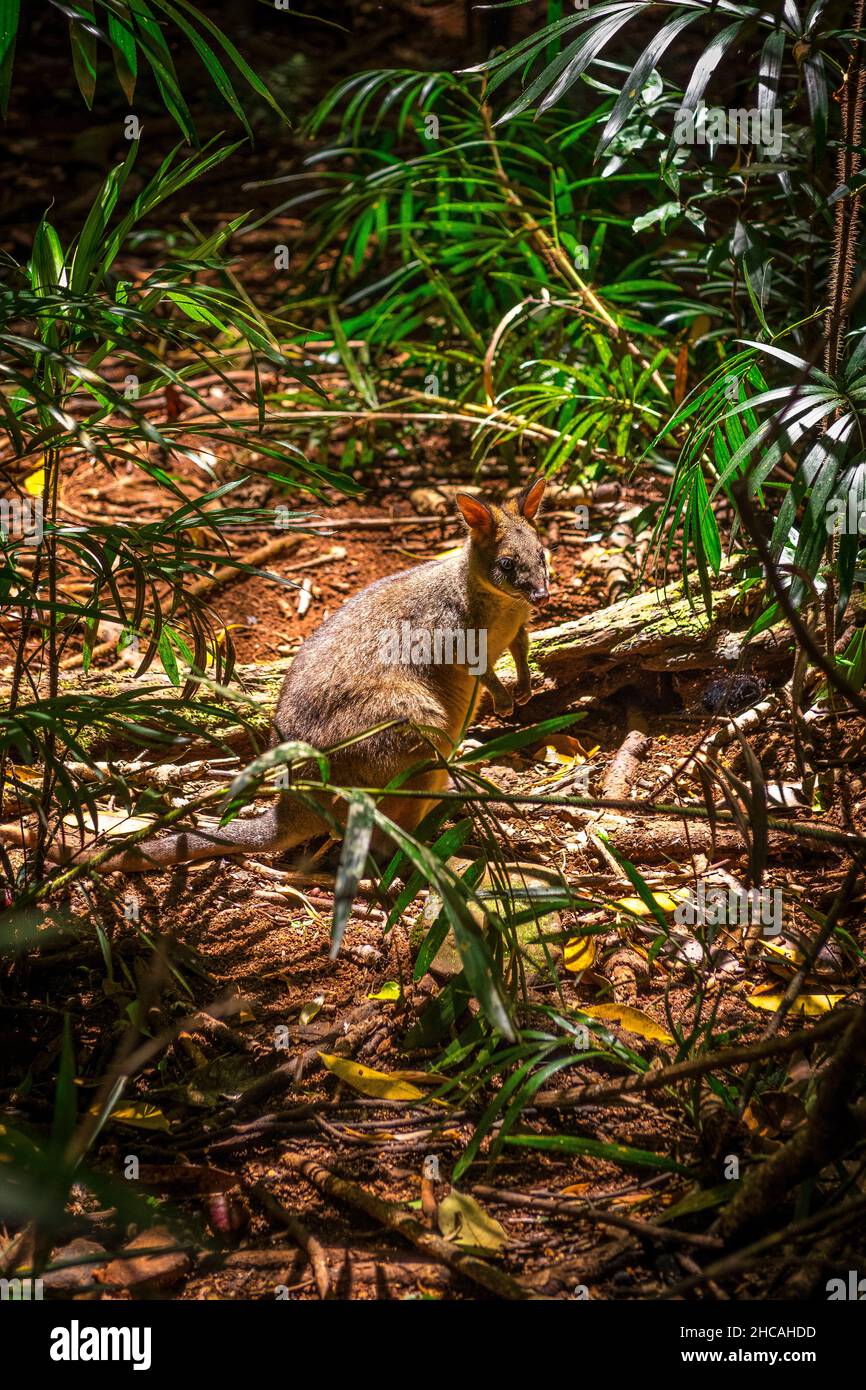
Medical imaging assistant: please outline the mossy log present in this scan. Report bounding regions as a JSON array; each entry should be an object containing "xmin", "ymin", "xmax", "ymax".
[{"xmin": 497, "ymin": 574, "xmax": 784, "ymax": 705}]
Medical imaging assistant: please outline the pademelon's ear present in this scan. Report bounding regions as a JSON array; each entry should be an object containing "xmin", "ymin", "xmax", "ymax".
[
  {"xmin": 456, "ymin": 492, "xmax": 495, "ymax": 540},
  {"xmin": 518, "ymin": 476, "xmax": 546, "ymax": 522}
]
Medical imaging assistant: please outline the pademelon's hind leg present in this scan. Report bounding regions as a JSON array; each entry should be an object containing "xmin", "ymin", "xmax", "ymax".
[
  {"xmin": 329, "ymin": 679, "xmax": 455, "ymax": 852},
  {"xmin": 373, "ymin": 765, "xmax": 450, "ymax": 848}
]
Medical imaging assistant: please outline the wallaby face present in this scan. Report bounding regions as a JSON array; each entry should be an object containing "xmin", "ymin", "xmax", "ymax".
[{"xmin": 456, "ymin": 477, "xmax": 549, "ymax": 608}]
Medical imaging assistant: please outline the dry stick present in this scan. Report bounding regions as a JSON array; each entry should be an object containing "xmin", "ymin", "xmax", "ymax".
[
  {"xmin": 532, "ymin": 1008, "xmax": 853, "ymax": 1111},
  {"xmin": 58, "ymin": 531, "xmax": 307, "ymax": 672},
  {"xmin": 736, "ymin": 856, "xmax": 864, "ymax": 1117},
  {"xmin": 703, "ymin": 692, "xmax": 782, "ymax": 753},
  {"xmin": 471, "ymin": 1185, "xmax": 722, "ymax": 1251},
  {"xmin": 248, "ymin": 1182, "xmax": 331, "ymax": 1299},
  {"xmin": 666, "ymin": 1193, "xmax": 866, "ymax": 1299},
  {"xmin": 280, "ymin": 1150, "xmax": 534, "ymax": 1300},
  {"xmin": 8, "ymin": 776, "xmax": 865, "ymax": 907},
  {"xmin": 732, "ymin": 482, "xmax": 866, "ymax": 719},
  {"xmin": 715, "ymin": 1003, "xmax": 866, "ymax": 1242},
  {"xmin": 292, "ymin": 781, "xmax": 866, "ymax": 853},
  {"xmin": 601, "ymin": 730, "xmax": 651, "ymax": 801}
]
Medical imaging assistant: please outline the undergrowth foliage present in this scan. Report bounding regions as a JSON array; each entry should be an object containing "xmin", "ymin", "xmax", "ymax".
[{"xmin": 0, "ymin": 0, "xmax": 864, "ymax": 1289}]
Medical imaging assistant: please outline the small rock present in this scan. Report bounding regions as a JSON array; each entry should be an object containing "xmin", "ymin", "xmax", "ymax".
[
  {"xmin": 409, "ymin": 487, "xmax": 449, "ymax": 516},
  {"xmin": 43, "ymin": 1238, "xmax": 106, "ymax": 1292},
  {"xmin": 102, "ymin": 1226, "xmax": 190, "ymax": 1294}
]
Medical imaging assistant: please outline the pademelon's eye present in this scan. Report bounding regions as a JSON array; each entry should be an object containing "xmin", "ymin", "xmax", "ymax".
[{"xmin": 499, "ymin": 556, "xmax": 515, "ymax": 572}]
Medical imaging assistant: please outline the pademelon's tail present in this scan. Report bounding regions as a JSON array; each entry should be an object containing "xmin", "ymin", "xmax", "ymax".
[{"xmin": 32, "ymin": 797, "xmax": 330, "ymax": 873}]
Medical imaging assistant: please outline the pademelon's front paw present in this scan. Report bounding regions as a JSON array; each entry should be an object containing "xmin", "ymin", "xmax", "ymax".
[
  {"xmin": 513, "ymin": 681, "xmax": 533, "ymax": 706},
  {"xmin": 494, "ymin": 693, "xmax": 515, "ymax": 717}
]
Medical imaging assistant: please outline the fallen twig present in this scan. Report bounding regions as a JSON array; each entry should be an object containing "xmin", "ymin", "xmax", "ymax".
[
  {"xmin": 248, "ymin": 1182, "xmax": 331, "ymax": 1299},
  {"xmin": 533, "ymin": 1008, "xmax": 853, "ymax": 1110},
  {"xmin": 714, "ymin": 1004, "xmax": 866, "ymax": 1241},
  {"xmin": 471, "ymin": 1185, "xmax": 722, "ymax": 1250},
  {"xmin": 280, "ymin": 1149, "xmax": 534, "ymax": 1300}
]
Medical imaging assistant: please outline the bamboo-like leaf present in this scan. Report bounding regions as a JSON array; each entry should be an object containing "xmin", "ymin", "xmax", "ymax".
[
  {"xmin": 69, "ymin": 0, "xmax": 98, "ymax": 108},
  {"xmin": 330, "ymin": 793, "xmax": 376, "ymax": 960},
  {"xmin": 0, "ymin": 0, "xmax": 20, "ymax": 114},
  {"xmin": 505, "ymin": 1132, "xmax": 685, "ymax": 1172}
]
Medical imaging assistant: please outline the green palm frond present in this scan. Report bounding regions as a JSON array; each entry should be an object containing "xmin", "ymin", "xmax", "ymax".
[
  {"xmin": 468, "ymin": 0, "xmax": 838, "ymax": 162},
  {"xmin": 1, "ymin": 0, "xmax": 287, "ymax": 137}
]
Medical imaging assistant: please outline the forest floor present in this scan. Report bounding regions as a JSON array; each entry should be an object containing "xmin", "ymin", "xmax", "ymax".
[
  {"xmin": 4, "ymin": 441, "xmax": 863, "ymax": 1301},
  {"xmin": 2, "ymin": 2, "xmax": 865, "ymax": 1304}
]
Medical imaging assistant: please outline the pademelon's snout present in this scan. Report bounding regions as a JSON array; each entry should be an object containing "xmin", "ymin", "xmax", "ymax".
[{"xmin": 529, "ymin": 587, "xmax": 550, "ymax": 607}]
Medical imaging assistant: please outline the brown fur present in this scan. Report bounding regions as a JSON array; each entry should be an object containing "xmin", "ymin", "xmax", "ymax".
[{"xmin": 84, "ymin": 479, "xmax": 549, "ymax": 871}]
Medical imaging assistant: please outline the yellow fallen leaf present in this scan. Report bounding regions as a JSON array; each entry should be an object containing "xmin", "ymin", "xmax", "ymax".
[
  {"xmin": 612, "ymin": 889, "xmax": 689, "ymax": 917},
  {"xmin": 299, "ymin": 996, "xmax": 324, "ymax": 1025},
  {"xmin": 536, "ymin": 732, "xmax": 597, "ymax": 765},
  {"xmin": 760, "ymin": 939, "xmax": 804, "ymax": 966},
  {"xmin": 437, "ymin": 1190, "xmax": 508, "ymax": 1251},
  {"xmin": 564, "ymin": 935, "xmax": 596, "ymax": 972},
  {"xmin": 24, "ymin": 468, "xmax": 44, "ymax": 497},
  {"xmin": 367, "ymin": 981, "xmax": 401, "ymax": 1002},
  {"xmin": 747, "ymin": 993, "xmax": 843, "ymax": 1017},
  {"xmin": 578, "ymin": 1004, "xmax": 675, "ymax": 1044},
  {"xmin": 318, "ymin": 1054, "xmax": 426, "ymax": 1100},
  {"xmin": 103, "ymin": 1102, "xmax": 170, "ymax": 1132}
]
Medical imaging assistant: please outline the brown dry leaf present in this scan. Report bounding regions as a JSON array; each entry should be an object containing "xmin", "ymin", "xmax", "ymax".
[
  {"xmin": 578, "ymin": 1003, "xmax": 675, "ymax": 1044},
  {"xmin": 560, "ymin": 1181, "xmax": 592, "ymax": 1197},
  {"xmin": 784, "ymin": 1051, "xmax": 813, "ymax": 1091},
  {"xmin": 743, "ymin": 1089, "xmax": 806, "ymax": 1139},
  {"xmin": 43, "ymin": 1238, "xmax": 106, "ymax": 1293},
  {"xmin": 101, "ymin": 1226, "xmax": 190, "ymax": 1293},
  {"xmin": 544, "ymin": 732, "xmax": 589, "ymax": 757}
]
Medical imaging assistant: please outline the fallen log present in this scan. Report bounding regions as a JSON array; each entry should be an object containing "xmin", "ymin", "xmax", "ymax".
[{"xmin": 503, "ymin": 573, "xmax": 788, "ymax": 706}]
